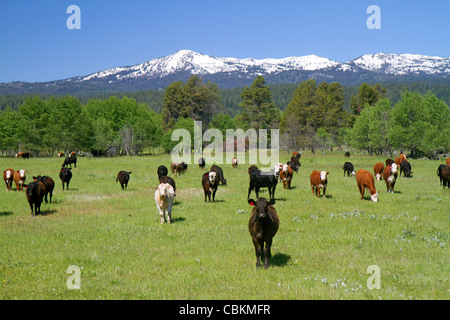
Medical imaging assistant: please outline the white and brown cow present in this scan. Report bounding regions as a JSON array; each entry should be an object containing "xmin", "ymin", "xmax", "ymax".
[
  {"xmin": 13, "ymin": 169, "xmax": 27, "ymax": 192},
  {"xmin": 356, "ymin": 169, "xmax": 379, "ymax": 202},
  {"xmin": 154, "ymin": 183, "xmax": 175, "ymax": 224},
  {"xmin": 310, "ymin": 170, "xmax": 329, "ymax": 198},
  {"xmin": 3, "ymin": 168, "xmax": 15, "ymax": 191},
  {"xmin": 383, "ymin": 163, "xmax": 398, "ymax": 193}
]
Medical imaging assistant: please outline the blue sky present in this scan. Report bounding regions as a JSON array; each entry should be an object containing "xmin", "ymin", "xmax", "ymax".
[{"xmin": 0, "ymin": 0, "xmax": 449, "ymax": 83}]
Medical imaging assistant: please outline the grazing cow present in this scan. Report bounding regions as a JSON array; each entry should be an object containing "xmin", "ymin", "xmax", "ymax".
[
  {"xmin": 116, "ymin": 171, "xmax": 132, "ymax": 190},
  {"xmin": 355, "ymin": 169, "xmax": 379, "ymax": 202},
  {"xmin": 383, "ymin": 163, "xmax": 398, "ymax": 193},
  {"xmin": 446, "ymin": 158, "xmax": 450, "ymax": 166},
  {"xmin": 442, "ymin": 166, "xmax": 450, "ymax": 189},
  {"xmin": 437, "ymin": 164, "xmax": 449, "ymax": 186},
  {"xmin": 24, "ymin": 181, "xmax": 46, "ymax": 216},
  {"xmin": 154, "ymin": 183, "xmax": 175, "ymax": 224},
  {"xmin": 62, "ymin": 156, "xmax": 77, "ymax": 168},
  {"xmin": 273, "ymin": 163, "xmax": 284, "ymax": 181},
  {"xmin": 33, "ymin": 175, "xmax": 55, "ymax": 204},
  {"xmin": 57, "ymin": 152, "xmax": 64, "ymax": 157},
  {"xmin": 344, "ymin": 151, "xmax": 350, "ymax": 157},
  {"xmin": 400, "ymin": 161, "xmax": 412, "ymax": 178},
  {"xmin": 210, "ymin": 165, "xmax": 227, "ymax": 185},
  {"xmin": 248, "ymin": 197, "xmax": 279, "ymax": 269},
  {"xmin": 232, "ymin": 157, "xmax": 238, "ymax": 168},
  {"xmin": 279, "ymin": 164, "xmax": 294, "ymax": 189},
  {"xmin": 343, "ymin": 162, "xmax": 355, "ymax": 177},
  {"xmin": 171, "ymin": 162, "xmax": 188, "ymax": 176},
  {"xmin": 159, "ymin": 175, "xmax": 176, "ymax": 192},
  {"xmin": 15, "ymin": 152, "xmax": 30, "ymax": 159},
  {"xmin": 13, "ymin": 169, "xmax": 27, "ymax": 192},
  {"xmin": 385, "ymin": 159, "xmax": 395, "ymax": 167},
  {"xmin": 3, "ymin": 168, "xmax": 15, "ymax": 191},
  {"xmin": 310, "ymin": 170, "xmax": 329, "ymax": 198},
  {"xmin": 248, "ymin": 168, "xmax": 278, "ymax": 202},
  {"xmin": 59, "ymin": 167, "xmax": 72, "ymax": 190},
  {"xmin": 373, "ymin": 162, "xmax": 385, "ymax": 181},
  {"xmin": 198, "ymin": 157, "xmax": 206, "ymax": 168},
  {"xmin": 157, "ymin": 165, "xmax": 168, "ymax": 180},
  {"xmin": 202, "ymin": 171, "xmax": 219, "ymax": 202}
]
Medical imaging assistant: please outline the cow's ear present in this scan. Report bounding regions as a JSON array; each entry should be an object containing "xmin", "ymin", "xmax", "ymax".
[
  {"xmin": 248, "ymin": 199, "xmax": 256, "ymax": 206},
  {"xmin": 327, "ymin": 172, "xmax": 330, "ymax": 175},
  {"xmin": 24, "ymin": 184, "xmax": 28, "ymax": 189},
  {"xmin": 33, "ymin": 176, "xmax": 37, "ymax": 180}
]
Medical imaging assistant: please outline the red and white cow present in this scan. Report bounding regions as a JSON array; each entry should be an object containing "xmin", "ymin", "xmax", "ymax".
[
  {"xmin": 310, "ymin": 170, "xmax": 329, "ymax": 198},
  {"xmin": 232, "ymin": 157, "xmax": 238, "ymax": 168},
  {"xmin": 13, "ymin": 169, "xmax": 27, "ymax": 192},
  {"xmin": 383, "ymin": 163, "xmax": 398, "ymax": 193},
  {"xmin": 3, "ymin": 168, "xmax": 15, "ymax": 191},
  {"xmin": 356, "ymin": 169, "xmax": 379, "ymax": 202},
  {"xmin": 279, "ymin": 164, "xmax": 294, "ymax": 189},
  {"xmin": 373, "ymin": 162, "xmax": 384, "ymax": 181}
]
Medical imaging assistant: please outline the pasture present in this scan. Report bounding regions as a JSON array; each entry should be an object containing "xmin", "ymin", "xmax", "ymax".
[{"xmin": 0, "ymin": 152, "xmax": 448, "ymax": 300}]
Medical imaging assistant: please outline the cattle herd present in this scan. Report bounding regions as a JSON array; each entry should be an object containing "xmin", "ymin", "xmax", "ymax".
[{"xmin": 2, "ymin": 151, "xmax": 450, "ymax": 269}]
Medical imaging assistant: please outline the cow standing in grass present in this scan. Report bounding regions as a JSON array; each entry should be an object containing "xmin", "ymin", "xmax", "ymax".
[
  {"xmin": 24, "ymin": 181, "xmax": 46, "ymax": 216},
  {"xmin": 154, "ymin": 183, "xmax": 175, "ymax": 224},
  {"xmin": 59, "ymin": 167, "xmax": 72, "ymax": 190},
  {"xmin": 116, "ymin": 171, "xmax": 132, "ymax": 190},
  {"xmin": 373, "ymin": 162, "xmax": 384, "ymax": 181},
  {"xmin": 3, "ymin": 169, "xmax": 14, "ymax": 191},
  {"xmin": 202, "ymin": 171, "xmax": 218, "ymax": 202},
  {"xmin": 310, "ymin": 170, "xmax": 329, "ymax": 198},
  {"xmin": 356, "ymin": 169, "xmax": 379, "ymax": 202},
  {"xmin": 383, "ymin": 163, "xmax": 398, "ymax": 193},
  {"xmin": 13, "ymin": 169, "xmax": 27, "ymax": 192},
  {"xmin": 33, "ymin": 175, "xmax": 55, "ymax": 204}
]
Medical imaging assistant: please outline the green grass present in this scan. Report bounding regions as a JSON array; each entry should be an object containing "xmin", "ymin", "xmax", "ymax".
[{"xmin": 0, "ymin": 152, "xmax": 448, "ymax": 300}]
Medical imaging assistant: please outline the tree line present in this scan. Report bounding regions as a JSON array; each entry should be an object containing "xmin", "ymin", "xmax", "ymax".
[{"xmin": 0, "ymin": 75, "xmax": 449, "ymax": 158}]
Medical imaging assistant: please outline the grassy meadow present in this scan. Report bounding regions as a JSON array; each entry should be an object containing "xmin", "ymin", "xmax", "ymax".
[{"xmin": 0, "ymin": 152, "xmax": 448, "ymax": 300}]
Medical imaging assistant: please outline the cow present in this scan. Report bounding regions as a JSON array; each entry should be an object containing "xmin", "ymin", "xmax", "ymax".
[
  {"xmin": 3, "ymin": 169, "xmax": 15, "ymax": 191},
  {"xmin": 447, "ymin": 158, "xmax": 450, "ymax": 166},
  {"xmin": 385, "ymin": 159, "xmax": 395, "ymax": 167},
  {"xmin": 232, "ymin": 157, "xmax": 238, "ymax": 168},
  {"xmin": 355, "ymin": 169, "xmax": 379, "ymax": 202},
  {"xmin": 24, "ymin": 181, "xmax": 46, "ymax": 216},
  {"xmin": 154, "ymin": 183, "xmax": 175, "ymax": 224},
  {"xmin": 62, "ymin": 156, "xmax": 77, "ymax": 168},
  {"xmin": 202, "ymin": 171, "xmax": 219, "ymax": 202},
  {"xmin": 289, "ymin": 155, "xmax": 301, "ymax": 172},
  {"xmin": 57, "ymin": 152, "xmax": 64, "ymax": 157},
  {"xmin": 116, "ymin": 171, "xmax": 132, "ymax": 190},
  {"xmin": 437, "ymin": 164, "xmax": 449, "ymax": 186},
  {"xmin": 248, "ymin": 197, "xmax": 279, "ymax": 269},
  {"xmin": 198, "ymin": 157, "xmax": 206, "ymax": 168},
  {"xmin": 59, "ymin": 167, "xmax": 72, "ymax": 190},
  {"xmin": 373, "ymin": 162, "xmax": 385, "ymax": 181},
  {"xmin": 33, "ymin": 175, "xmax": 55, "ymax": 204},
  {"xmin": 157, "ymin": 165, "xmax": 168, "ymax": 180},
  {"xmin": 171, "ymin": 162, "xmax": 188, "ymax": 176},
  {"xmin": 69, "ymin": 151, "xmax": 76, "ymax": 157},
  {"xmin": 442, "ymin": 166, "xmax": 450, "ymax": 189},
  {"xmin": 159, "ymin": 175, "xmax": 176, "ymax": 193},
  {"xmin": 279, "ymin": 164, "xmax": 294, "ymax": 189},
  {"xmin": 210, "ymin": 165, "xmax": 227, "ymax": 185},
  {"xmin": 343, "ymin": 162, "xmax": 355, "ymax": 177},
  {"xmin": 344, "ymin": 151, "xmax": 350, "ymax": 158},
  {"xmin": 310, "ymin": 170, "xmax": 329, "ymax": 198},
  {"xmin": 248, "ymin": 165, "xmax": 258, "ymax": 175},
  {"xmin": 15, "ymin": 152, "xmax": 30, "ymax": 159},
  {"xmin": 383, "ymin": 163, "xmax": 398, "ymax": 193},
  {"xmin": 13, "ymin": 169, "xmax": 27, "ymax": 192},
  {"xmin": 273, "ymin": 163, "xmax": 284, "ymax": 181},
  {"xmin": 400, "ymin": 161, "xmax": 412, "ymax": 178},
  {"xmin": 248, "ymin": 168, "xmax": 278, "ymax": 202}
]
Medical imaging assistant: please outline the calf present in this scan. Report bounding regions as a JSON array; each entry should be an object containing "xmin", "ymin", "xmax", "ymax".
[
  {"xmin": 232, "ymin": 157, "xmax": 238, "ymax": 168},
  {"xmin": 210, "ymin": 165, "xmax": 227, "ymax": 185},
  {"xmin": 154, "ymin": 183, "xmax": 175, "ymax": 224},
  {"xmin": 400, "ymin": 161, "xmax": 412, "ymax": 178},
  {"xmin": 24, "ymin": 181, "xmax": 46, "ymax": 216},
  {"xmin": 373, "ymin": 162, "xmax": 384, "ymax": 181},
  {"xmin": 157, "ymin": 165, "xmax": 168, "ymax": 180},
  {"xmin": 344, "ymin": 151, "xmax": 350, "ymax": 157},
  {"xmin": 13, "ymin": 169, "xmax": 27, "ymax": 192},
  {"xmin": 159, "ymin": 175, "xmax": 176, "ymax": 193},
  {"xmin": 33, "ymin": 175, "xmax": 55, "ymax": 204},
  {"xmin": 385, "ymin": 159, "xmax": 395, "ymax": 167},
  {"xmin": 310, "ymin": 170, "xmax": 329, "ymax": 198},
  {"xmin": 247, "ymin": 169, "xmax": 278, "ymax": 202},
  {"xmin": 198, "ymin": 157, "xmax": 206, "ymax": 168},
  {"xmin": 62, "ymin": 156, "xmax": 77, "ymax": 168},
  {"xmin": 59, "ymin": 167, "xmax": 72, "ymax": 190},
  {"xmin": 289, "ymin": 156, "xmax": 301, "ymax": 172},
  {"xmin": 202, "ymin": 171, "xmax": 219, "ymax": 202},
  {"xmin": 442, "ymin": 166, "xmax": 450, "ymax": 189},
  {"xmin": 15, "ymin": 152, "xmax": 30, "ymax": 159},
  {"xmin": 171, "ymin": 162, "xmax": 187, "ymax": 176},
  {"xmin": 116, "ymin": 171, "xmax": 132, "ymax": 190},
  {"xmin": 3, "ymin": 168, "xmax": 15, "ymax": 191},
  {"xmin": 343, "ymin": 162, "xmax": 355, "ymax": 177},
  {"xmin": 279, "ymin": 164, "xmax": 294, "ymax": 189},
  {"xmin": 383, "ymin": 163, "xmax": 398, "ymax": 193},
  {"xmin": 355, "ymin": 169, "xmax": 379, "ymax": 202},
  {"xmin": 248, "ymin": 197, "xmax": 279, "ymax": 269},
  {"xmin": 437, "ymin": 164, "xmax": 449, "ymax": 185}
]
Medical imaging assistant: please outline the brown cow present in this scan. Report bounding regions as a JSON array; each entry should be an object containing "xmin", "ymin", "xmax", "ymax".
[
  {"xmin": 441, "ymin": 166, "xmax": 450, "ymax": 189},
  {"xmin": 356, "ymin": 170, "xmax": 379, "ymax": 202},
  {"xmin": 24, "ymin": 181, "xmax": 46, "ymax": 216},
  {"xmin": 446, "ymin": 158, "xmax": 450, "ymax": 166},
  {"xmin": 373, "ymin": 162, "xmax": 384, "ymax": 181},
  {"xmin": 202, "ymin": 171, "xmax": 218, "ymax": 202},
  {"xmin": 232, "ymin": 157, "xmax": 238, "ymax": 168},
  {"xmin": 385, "ymin": 158, "xmax": 395, "ymax": 166},
  {"xmin": 383, "ymin": 163, "xmax": 398, "ymax": 193},
  {"xmin": 279, "ymin": 164, "xmax": 294, "ymax": 189},
  {"xmin": 395, "ymin": 154, "xmax": 407, "ymax": 166},
  {"xmin": 15, "ymin": 152, "xmax": 30, "ymax": 159},
  {"xmin": 170, "ymin": 162, "xmax": 188, "ymax": 176},
  {"xmin": 13, "ymin": 169, "xmax": 27, "ymax": 192},
  {"xmin": 310, "ymin": 170, "xmax": 329, "ymax": 198},
  {"xmin": 33, "ymin": 175, "xmax": 55, "ymax": 204},
  {"xmin": 3, "ymin": 169, "xmax": 15, "ymax": 191}
]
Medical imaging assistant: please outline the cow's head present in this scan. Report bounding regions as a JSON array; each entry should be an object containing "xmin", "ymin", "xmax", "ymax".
[
  {"xmin": 391, "ymin": 163, "xmax": 397, "ymax": 174},
  {"xmin": 208, "ymin": 171, "xmax": 217, "ymax": 183},
  {"xmin": 4, "ymin": 170, "xmax": 12, "ymax": 179},
  {"xmin": 248, "ymin": 197, "xmax": 275, "ymax": 219},
  {"xmin": 320, "ymin": 171, "xmax": 329, "ymax": 182},
  {"xmin": 370, "ymin": 190, "xmax": 379, "ymax": 202},
  {"xmin": 19, "ymin": 169, "xmax": 26, "ymax": 178},
  {"xmin": 157, "ymin": 183, "xmax": 174, "ymax": 199}
]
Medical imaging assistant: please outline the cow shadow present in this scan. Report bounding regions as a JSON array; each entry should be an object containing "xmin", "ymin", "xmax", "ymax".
[
  {"xmin": 0, "ymin": 211, "xmax": 13, "ymax": 217},
  {"xmin": 271, "ymin": 253, "xmax": 291, "ymax": 267},
  {"xmin": 37, "ymin": 209, "xmax": 57, "ymax": 216},
  {"xmin": 171, "ymin": 216, "xmax": 186, "ymax": 224}
]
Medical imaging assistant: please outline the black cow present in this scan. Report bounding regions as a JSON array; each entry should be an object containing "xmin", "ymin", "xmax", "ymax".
[
  {"xmin": 343, "ymin": 162, "xmax": 355, "ymax": 177},
  {"xmin": 210, "ymin": 165, "xmax": 227, "ymax": 185},
  {"xmin": 437, "ymin": 164, "xmax": 448, "ymax": 186},
  {"xmin": 59, "ymin": 167, "xmax": 72, "ymax": 190},
  {"xmin": 62, "ymin": 156, "xmax": 77, "ymax": 168},
  {"xmin": 344, "ymin": 151, "xmax": 350, "ymax": 157},
  {"xmin": 24, "ymin": 181, "xmax": 46, "ymax": 216},
  {"xmin": 157, "ymin": 165, "xmax": 168, "ymax": 180},
  {"xmin": 160, "ymin": 175, "xmax": 176, "ymax": 192},
  {"xmin": 116, "ymin": 171, "xmax": 132, "ymax": 190},
  {"xmin": 33, "ymin": 175, "xmax": 55, "ymax": 203},
  {"xmin": 198, "ymin": 157, "xmax": 206, "ymax": 168},
  {"xmin": 400, "ymin": 161, "xmax": 412, "ymax": 178},
  {"xmin": 247, "ymin": 168, "xmax": 278, "ymax": 202}
]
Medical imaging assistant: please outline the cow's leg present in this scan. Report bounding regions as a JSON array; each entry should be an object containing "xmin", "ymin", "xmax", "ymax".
[
  {"xmin": 255, "ymin": 187, "xmax": 260, "ymax": 199},
  {"xmin": 29, "ymin": 203, "xmax": 35, "ymax": 216},
  {"xmin": 252, "ymin": 237, "xmax": 262, "ymax": 268},
  {"xmin": 212, "ymin": 189, "xmax": 216, "ymax": 202},
  {"xmin": 159, "ymin": 207, "xmax": 165, "ymax": 224},
  {"xmin": 264, "ymin": 239, "xmax": 272, "ymax": 269},
  {"xmin": 167, "ymin": 205, "xmax": 172, "ymax": 224}
]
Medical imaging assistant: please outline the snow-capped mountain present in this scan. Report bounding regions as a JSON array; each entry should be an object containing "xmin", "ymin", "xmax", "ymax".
[{"xmin": 1, "ymin": 50, "xmax": 449, "ymax": 95}]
